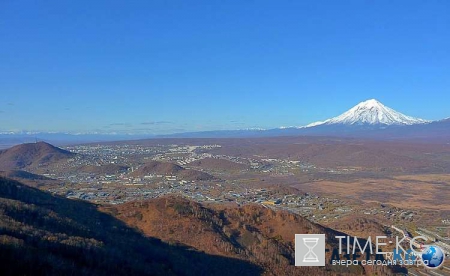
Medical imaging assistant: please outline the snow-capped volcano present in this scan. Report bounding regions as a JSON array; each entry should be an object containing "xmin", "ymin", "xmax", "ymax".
[{"xmin": 307, "ymin": 99, "xmax": 429, "ymax": 127}]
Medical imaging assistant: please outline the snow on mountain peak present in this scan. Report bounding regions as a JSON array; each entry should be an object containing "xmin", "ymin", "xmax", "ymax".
[
  {"xmin": 359, "ymin": 99, "xmax": 382, "ymax": 108},
  {"xmin": 306, "ymin": 99, "xmax": 429, "ymax": 127}
]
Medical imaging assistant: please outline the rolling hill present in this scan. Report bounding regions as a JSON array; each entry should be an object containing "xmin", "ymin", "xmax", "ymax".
[{"xmin": 0, "ymin": 142, "xmax": 75, "ymax": 170}]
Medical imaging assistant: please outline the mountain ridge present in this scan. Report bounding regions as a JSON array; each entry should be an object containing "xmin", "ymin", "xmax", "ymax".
[
  {"xmin": 0, "ymin": 100, "xmax": 448, "ymax": 141},
  {"xmin": 156, "ymin": 99, "xmax": 448, "ymax": 140},
  {"xmin": 0, "ymin": 176, "xmax": 263, "ymax": 276}
]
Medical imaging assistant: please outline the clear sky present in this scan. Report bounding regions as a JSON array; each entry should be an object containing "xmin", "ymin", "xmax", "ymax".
[{"xmin": 1, "ymin": 0, "xmax": 449, "ymax": 134}]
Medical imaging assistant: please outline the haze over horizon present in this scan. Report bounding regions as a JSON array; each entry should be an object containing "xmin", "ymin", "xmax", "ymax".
[{"xmin": 1, "ymin": 1, "xmax": 449, "ymax": 135}]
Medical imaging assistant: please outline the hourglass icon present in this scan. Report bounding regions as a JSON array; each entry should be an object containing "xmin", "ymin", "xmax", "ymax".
[{"xmin": 303, "ymin": 237, "xmax": 319, "ymax": 262}]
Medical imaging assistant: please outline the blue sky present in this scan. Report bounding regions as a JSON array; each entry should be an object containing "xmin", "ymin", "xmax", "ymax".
[{"xmin": 1, "ymin": 0, "xmax": 449, "ymax": 134}]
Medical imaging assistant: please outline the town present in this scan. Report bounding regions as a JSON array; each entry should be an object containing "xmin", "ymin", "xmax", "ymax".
[{"xmin": 25, "ymin": 142, "xmax": 449, "ymax": 264}]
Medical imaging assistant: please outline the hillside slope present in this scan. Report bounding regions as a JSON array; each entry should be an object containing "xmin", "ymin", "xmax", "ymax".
[
  {"xmin": 106, "ymin": 196, "xmax": 405, "ymax": 276},
  {"xmin": 0, "ymin": 142, "xmax": 74, "ymax": 170},
  {"xmin": 0, "ymin": 177, "xmax": 262, "ymax": 276}
]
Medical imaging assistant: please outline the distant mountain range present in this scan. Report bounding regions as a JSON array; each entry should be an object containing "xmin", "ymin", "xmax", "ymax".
[
  {"xmin": 1, "ymin": 99, "xmax": 449, "ymax": 144},
  {"xmin": 0, "ymin": 133, "xmax": 151, "ymax": 149},
  {"xmin": 159, "ymin": 99, "xmax": 449, "ymax": 141}
]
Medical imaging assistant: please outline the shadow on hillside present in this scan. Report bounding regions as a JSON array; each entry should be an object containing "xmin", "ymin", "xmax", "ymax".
[{"xmin": 0, "ymin": 177, "xmax": 263, "ymax": 276}]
